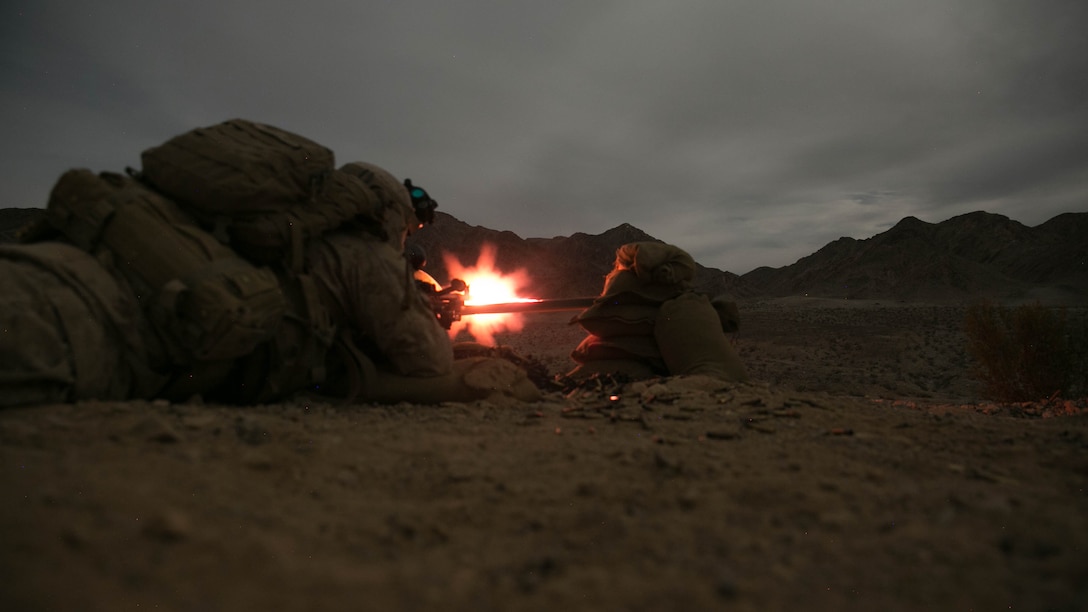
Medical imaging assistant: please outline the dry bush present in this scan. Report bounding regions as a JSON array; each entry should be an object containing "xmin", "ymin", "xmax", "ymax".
[{"xmin": 964, "ymin": 302, "xmax": 1086, "ymax": 402}]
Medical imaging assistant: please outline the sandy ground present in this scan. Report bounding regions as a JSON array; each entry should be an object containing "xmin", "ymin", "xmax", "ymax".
[{"xmin": 2, "ymin": 299, "xmax": 1087, "ymax": 611}]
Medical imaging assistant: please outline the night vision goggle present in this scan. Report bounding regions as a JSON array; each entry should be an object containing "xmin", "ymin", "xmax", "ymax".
[{"xmin": 404, "ymin": 178, "xmax": 437, "ymax": 226}]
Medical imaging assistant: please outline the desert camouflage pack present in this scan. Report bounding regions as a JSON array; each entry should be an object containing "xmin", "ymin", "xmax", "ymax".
[{"xmin": 21, "ymin": 119, "xmax": 409, "ymax": 401}]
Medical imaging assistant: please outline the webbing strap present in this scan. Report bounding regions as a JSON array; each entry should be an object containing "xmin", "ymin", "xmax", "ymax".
[
  {"xmin": 296, "ymin": 273, "xmax": 335, "ymax": 384},
  {"xmin": 289, "ymin": 220, "xmax": 305, "ymax": 273},
  {"xmin": 330, "ymin": 335, "xmax": 376, "ymax": 403}
]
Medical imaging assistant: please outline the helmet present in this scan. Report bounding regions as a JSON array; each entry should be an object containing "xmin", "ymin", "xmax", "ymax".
[
  {"xmin": 340, "ymin": 161, "xmax": 416, "ymax": 245},
  {"xmin": 339, "ymin": 162, "xmax": 412, "ymax": 212}
]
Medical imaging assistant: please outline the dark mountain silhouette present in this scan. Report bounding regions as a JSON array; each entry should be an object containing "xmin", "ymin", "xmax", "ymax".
[
  {"xmin": 1, "ymin": 207, "xmax": 1083, "ymax": 302},
  {"xmin": 0, "ymin": 207, "xmax": 747, "ymax": 299},
  {"xmin": 741, "ymin": 211, "xmax": 1087, "ymax": 301},
  {"xmin": 408, "ymin": 212, "xmax": 747, "ymax": 298},
  {"xmin": 0, "ymin": 208, "xmax": 47, "ymax": 243}
]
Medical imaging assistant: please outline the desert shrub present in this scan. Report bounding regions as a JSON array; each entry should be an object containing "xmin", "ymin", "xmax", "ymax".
[
  {"xmin": 964, "ymin": 301, "xmax": 1087, "ymax": 402},
  {"xmin": 1069, "ymin": 313, "xmax": 1088, "ymax": 399}
]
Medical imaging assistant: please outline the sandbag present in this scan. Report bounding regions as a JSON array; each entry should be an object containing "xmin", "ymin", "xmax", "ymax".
[
  {"xmin": 711, "ymin": 296, "xmax": 741, "ymax": 334},
  {"xmin": 600, "ymin": 244, "xmax": 700, "ymax": 308},
  {"xmin": 598, "ymin": 270, "xmax": 685, "ymax": 303},
  {"xmin": 655, "ymin": 292, "xmax": 748, "ymax": 381},
  {"xmin": 570, "ymin": 301, "xmax": 659, "ymax": 337},
  {"xmin": 570, "ymin": 334, "xmax": 666, "ymax": 373},
  {"xmin": 613, "ymin": 242, "xmax": 696, "ymax": 287}
]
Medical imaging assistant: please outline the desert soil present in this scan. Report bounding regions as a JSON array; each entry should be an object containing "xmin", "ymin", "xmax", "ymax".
[{"xmin": 2, "ymin": 298, "xmax": 1086, "ymax": 611}]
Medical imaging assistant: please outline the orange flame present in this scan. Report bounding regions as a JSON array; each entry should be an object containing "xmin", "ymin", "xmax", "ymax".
[{"xmin": 443, "ymin": 243, "xmax": 535, "ymax": 345}]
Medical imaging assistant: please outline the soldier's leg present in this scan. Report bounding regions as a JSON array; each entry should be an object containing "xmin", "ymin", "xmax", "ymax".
[
  {"xmin": 0, "ymin": 244, "xmax": 158, "ymax": 407},
  {"xmin": 0, "ymin": 260, "xmax": 105, "ymax": 406}
]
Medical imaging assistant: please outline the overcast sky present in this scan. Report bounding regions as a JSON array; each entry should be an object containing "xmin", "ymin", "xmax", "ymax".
[{"xmin": 3, "ymin": 1, "xmax": 1086, "ymax": 274}]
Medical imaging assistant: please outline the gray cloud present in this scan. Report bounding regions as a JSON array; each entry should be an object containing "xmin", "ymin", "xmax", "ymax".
[{"xmin": 2, "ymin": 0, "xmax": 1085, "ymax": 274}]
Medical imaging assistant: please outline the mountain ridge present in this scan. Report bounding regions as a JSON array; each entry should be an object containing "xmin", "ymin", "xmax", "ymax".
[
  {"xmin": 742, "ymin": 210, "xmax": 1086, "ymax": 302},
  {"xmin": 0, "ymin": 207, "xmax": 1083, "ymax": 302},
  {"xmin": 407, "ymin": 212, "xmax": 747, "ymax": 299}
]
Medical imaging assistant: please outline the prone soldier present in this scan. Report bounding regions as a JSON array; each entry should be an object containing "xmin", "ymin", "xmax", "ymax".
[{"xmin": 0, "ymin": 119, "xmax": 540, "ymax": 408}]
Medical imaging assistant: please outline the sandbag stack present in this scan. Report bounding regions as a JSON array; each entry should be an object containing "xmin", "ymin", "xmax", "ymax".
[{"xmin": 567, "ymin": 242, "xmax": 748, "ymax": 382}]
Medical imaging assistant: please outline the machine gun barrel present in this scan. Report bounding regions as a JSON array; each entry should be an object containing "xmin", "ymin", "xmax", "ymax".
[{"xmin": 461, "ymin": 297, "xmax": 597, "ymax": 316}]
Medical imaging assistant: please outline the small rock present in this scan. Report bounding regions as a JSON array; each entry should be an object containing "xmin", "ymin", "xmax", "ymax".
[
  {"xmin": 45, "ymin": 416, "xmax": 75, "ymax": 430},
  {"xmin": 653, "ymin": 451, "xmax": 682, "ymax": 473},
  {"xmin": 241, "ymin": 449, "xmax": 274, "ymax": 470},
  {"xmin": 715, "ymin": 573, "xmax": 740, "ymax": 599},
  {"xmin": 180, "ymin": 413, "xmax": 219, "ymax": 430},
  {"xmin": 131, "ymin": 416, "xmax": 183, "ymax": 443},
  {"xmin": 678, "ymin": 487, "xmax": 699, "ymax": 510},
  {"xmin": 142, "ymin": 509, "xmax": 191, "ymax": 542},
  {"xmin": 640, "ymin": 383, "xmax": 670, "ymax": 403},
  {"xmin": 0, "ymin": 421, "xmax": 40, "ymax": 444},
  {"xmin": 61, "ymin": 526, "xmax": 89, "ymax": 549},
  {"xmin": 336, "ymin": 468, "xmax": 360, "ymax": 486},
  {"xmin": 743, "ymin": 418, "xmax": 776, "ymax": 434},
  {"xmin": 575, "ymin": 482, "xmax": 597, "ymax": 497},
  {"xmin": 818, "ymin": 510, "xmax": 855, "ymax": 530},
  {"xmin": 235, "ymin": 415, "xmax": 270, "ymax": 445}
]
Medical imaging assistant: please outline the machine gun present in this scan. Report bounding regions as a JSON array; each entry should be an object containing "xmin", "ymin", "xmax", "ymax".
[
  {"xmin": 422, "ymin": 277, "xmax": 595, "ymax": 329},
  {"xmin": 425, "ymin": 278, "xmax": 468, "ymax": 330}
]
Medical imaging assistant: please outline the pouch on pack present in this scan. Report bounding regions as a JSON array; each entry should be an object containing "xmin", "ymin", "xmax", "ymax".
[
  {"xmin": 45, "ymin": 169, "xmax": 286, "ymax": 362},
  {"xmin": 137, "ymin": 118, "xmax": 386, "ymax": 268},
  {"xmin": 140, "ymin": 119, "xmax": 333, "ymax": 215}
]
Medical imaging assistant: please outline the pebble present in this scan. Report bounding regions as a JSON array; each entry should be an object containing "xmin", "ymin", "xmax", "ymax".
[
  {"xmin": 180, "ymin": 413, "xmax": 220, "ymax": 430},
  {"xmin": 653, "ymin": 451, "xmax": 683, "ymax": 473},
  {"xmin": 715, "ymin": 573, "xmax": 740, "ymax": 599},
  {"xmin": 241, "ymin": 449, "xmax": 274, "ymax": 470},
  {"xmin": 234, "ymin": 415, "xmax": 270, "ymax": 445},
  {"xmin": 677, "ymin": 487, "xmax": 699, "ymax": 510},
  {"xmin": 61, "ymin": 526, "xmax": 91, "ymax": 550},
  {"xmin": 131, "ymin": 415, "xmax": 184, "ymax": 443},
  {"xmin": 142, "ymin": 509, "xmax": 191, "ymax": 542},
  {"xmin": 0, "ymin": 421, "xmax": 40, "ymax": 444},
  {"xmin": 743, "ymin": 419, "xmax": 776, "ymax": 434}
]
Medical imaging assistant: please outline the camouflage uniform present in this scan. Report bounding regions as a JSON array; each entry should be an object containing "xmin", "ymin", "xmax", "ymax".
[
  {"xmin": 310, "ymin": 162, "xmax": 452, "ymax": 379},
  {"xmin": 307, "ymin": 233, "xmax": 452, "ymax": 378},
  {"xmin": 0, "ymin": 242, "xmax": 166, "ymax": 407},
  {"xmin": 0, "ymin": 162, "xmax": 455, "ymax": 407}
]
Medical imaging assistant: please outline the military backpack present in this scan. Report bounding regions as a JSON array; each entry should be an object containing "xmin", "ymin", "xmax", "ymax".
[{"xmin": 35, "ymin": 119, "xmax": 404, "ymax": 400}]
